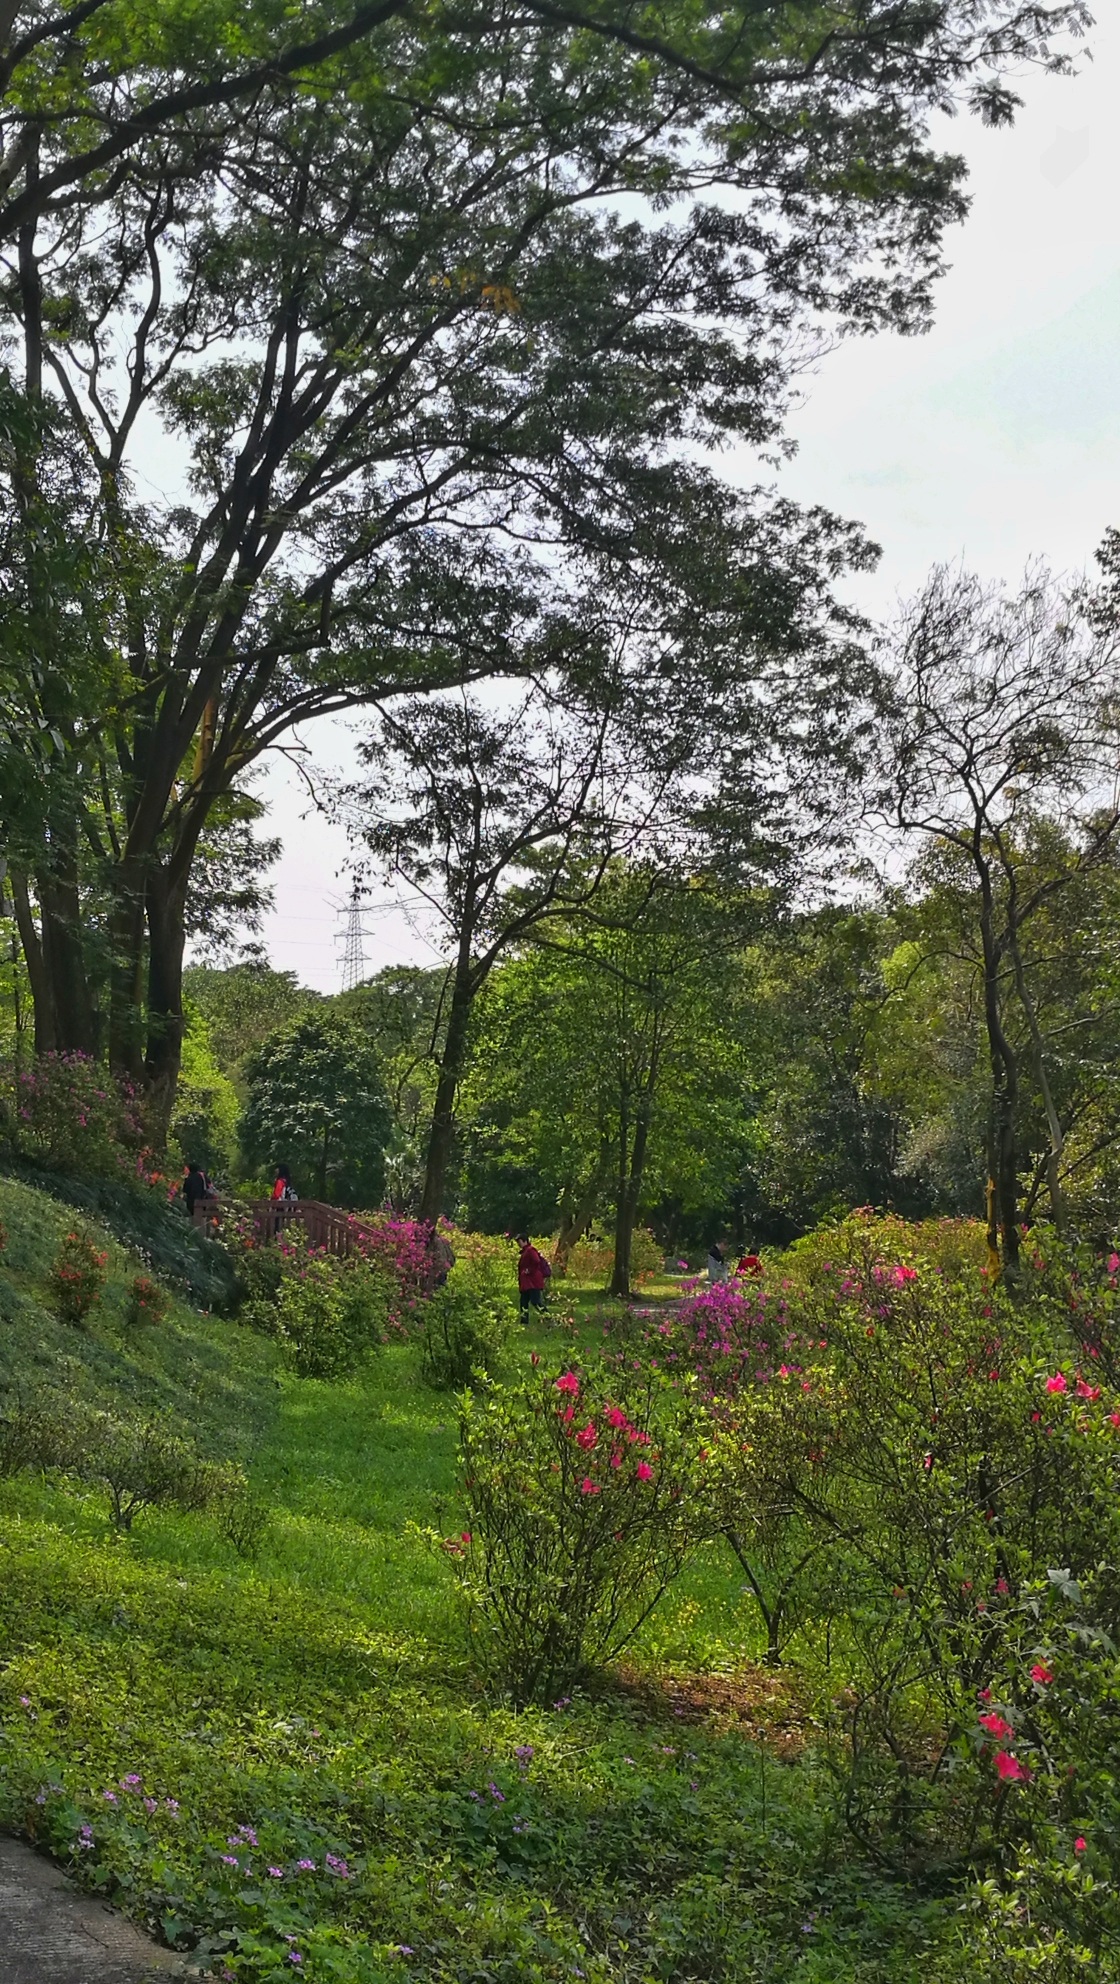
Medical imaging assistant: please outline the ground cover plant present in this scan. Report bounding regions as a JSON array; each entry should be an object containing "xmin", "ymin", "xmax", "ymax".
[{"xmin": 2, "ymin": 1180, "xmax": 1119, "ymax": 1980}]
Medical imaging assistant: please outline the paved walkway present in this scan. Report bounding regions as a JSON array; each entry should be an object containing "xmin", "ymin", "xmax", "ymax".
[{"xmin": 0, "ymin": 1836, "xmax": 183, "ymax": 1983}]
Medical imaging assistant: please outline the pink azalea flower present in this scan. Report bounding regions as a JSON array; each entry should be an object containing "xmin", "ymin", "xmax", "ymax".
[
  {"xmin": 979, "ymin": 1712, "xmax": 1014, "ymax": 1740},
  {"xmin": 1108, "ymin": 1254, "xmax": 1119, "ymax": 1274},
  {"xmin": 1044, "ymin": 1373, "xmax": 1067, "ymax": 1394},
  {"xmin": 1029, "ymin": 1663, "xmax": 1053, "ymax": 1684},
  {"xmin": 579, "ymin": 1476, "xmax": 600, "ymax": 1495},
  {"xmin": 993, "ymin": 1750, "xmax": 1031, "ymax": 1782},
  {"xmin": 1074, "ymin": 1836, "xmax": 1086, "ymax": 1852},
  {"xmin": 635, "ymin": 1460, "xmax": 653, "ymax": 1481},
  {"xmin": 605, "ymin": 1406, "xmax": 628, "ymax": 1429},
  {"xmin": 1075, "ymin": 1378, "xmax": 1100, "ymax": 1400},
  {"xmin": 554, "ymin": 1372, "xmax": 579, "ymax": 1395},
  {"xmin": 575, "ymin": 1422, "xmax": 597, "ymax": 1450}
]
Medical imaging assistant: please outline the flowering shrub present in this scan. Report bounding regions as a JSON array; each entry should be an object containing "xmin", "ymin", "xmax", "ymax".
[
  {"xmin": 421, "ymin": 1236, "xmax": 517, "ymax": 1389},
  {"xmin": 47, "ymin": 1228, "xmax": 107, "ymax": 1326},
  {"xmin": 455, "ymin": 1366, "xmax": 711, "ymax": 1702},
  {"xmin": 124, "ymin": 1273, "xmax": 170, "ymax": 1330},
  {"xmin": 0, "ymin": 1052, "xmax": 144, "ymax": 1176},
  {"xmin": 708, "ymin": 1237, "xmax": 1120, "ymax": 1867},
  {"xmin": 350, "ymin": 1212, "xmax": 444, "ymax": 1328}
]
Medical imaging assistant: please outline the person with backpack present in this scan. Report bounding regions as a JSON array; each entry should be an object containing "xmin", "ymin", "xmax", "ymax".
[
  {"xmin": 271, "ymin": 1164, "xmax": 297, "ymax": 1202},
  {"xmin": 516, "ymin": 1233, "xmax": 550, "ymax": 1317}
]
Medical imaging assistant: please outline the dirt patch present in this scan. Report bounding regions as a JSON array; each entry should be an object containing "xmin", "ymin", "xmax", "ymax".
[{"xmin": 605, "ymin": 1662, "xmax": 819, "ymax": 1757}]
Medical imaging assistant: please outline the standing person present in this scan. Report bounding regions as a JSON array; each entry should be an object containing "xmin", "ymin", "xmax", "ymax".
[
  {"xmin": 516, "ymin": 1232, "xmax": 549, "ymax": 1318},
  {"xmin": 271, "ymin": 1164, "xmax": 297, "ymax": 1201},
  {"xmin": 706, "ymin": 1240, "xmax": 727, "ymax": 1284},
  {"xmin": 182, "ymin": 1160, "xmax": 209, "ymax": 1220}
]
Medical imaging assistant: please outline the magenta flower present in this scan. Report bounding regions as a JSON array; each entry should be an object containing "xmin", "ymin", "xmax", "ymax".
[
  {"xmin": 1029, "ymin": 1662, "xmax": 1053, "ymax": 1684},
  {"xmin": 574, "ymin": 1421, "xmax": 597, "ymax": 1450},
  {"xmin": 1045, "ymin": 1372, "xmax": 1067, "ymax": 1394},
  {"xmin": 1075, "ymin": 1835, "xmax": 1086, "ymax": 1852},
  {"xmin": 635, "ymin": 1460, "xmax": 653, "ymax": 1481},
  {"xmin": 993, "ymin": 1750, "xmax": 1031, "ymax": 1782},
  {"xmin": 579, "ymin": 1476, "xmax": 600, "ymax": 1494},
  {"xmin": 979, "ymin": 1712, "xmax": 1014, "ymax": 1740},
  {"xmin": 554, "ymin": 1372, "xmax": 579, "ymax": 1395}
]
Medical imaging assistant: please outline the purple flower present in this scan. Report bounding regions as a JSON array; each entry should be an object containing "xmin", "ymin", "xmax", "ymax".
[
  {"xmin": 288, "ymin": 1955, "xmax": 302, "ymax": 1967},
  {"xmin": 394, "ymin": 1948, "xmax": 414, "ymax": 1957},
  {"xmin": 220, "ymin": 1854, "xmax": 238, "ymax": 1867},
  {"xmin": 296, "ymin": 1857, "xmax": 315, "ymax": 1871},
  {"xmin": 164, "ymin": 1798, "xmax": 179, "ymax": 1813},
  {"xmin": 101, "ymin": 1790, "xmax": 117, "ymax": 1803},
  {"xmin": 268, "ymin": 1866, "xmax": 284, "ymax": 1879},
  {"xmin": 324, "ymin": 1853, "xmax": 350, "ymax": 1877},
  {"xmin": 118, "ymin": 1774, "xmax": 141, "ymax": 1789},
  {"xmin": 18, "ymin": 1694, "xmax": 30, "ymax": 1707},
  {"xmin": 487, "ymin": 1782, "xmax": 505, "ymax": 1802}
]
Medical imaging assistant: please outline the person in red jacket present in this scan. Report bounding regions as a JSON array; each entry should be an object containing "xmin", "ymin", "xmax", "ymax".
[{"xmin": 516, "ymin": 1233, "xmax": 550, "ymax": 1317}]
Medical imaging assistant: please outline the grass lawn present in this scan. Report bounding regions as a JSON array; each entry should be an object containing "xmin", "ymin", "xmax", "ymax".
[{"xmin": 0, "ymin": 1176, "xmax": 968, "ymax": 1982}]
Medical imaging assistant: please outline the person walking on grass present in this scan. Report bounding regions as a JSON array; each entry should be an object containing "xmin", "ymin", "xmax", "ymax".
[
  {"xmin": 706, "ymin": 1239, "xmax": 727, "ymax": 1284},
  {"xmin": 516, "ymin": 1232, "xmax": 550, "ymax": 1318}
]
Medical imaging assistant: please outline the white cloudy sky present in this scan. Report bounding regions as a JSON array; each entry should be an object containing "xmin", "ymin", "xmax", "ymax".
[{"xmin": 251, "ymin": 14, "xmax": 1120, "ymax": 992}]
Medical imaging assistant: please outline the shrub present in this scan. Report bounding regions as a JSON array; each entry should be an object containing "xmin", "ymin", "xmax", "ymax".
[
  {"xmin": 47, "ymin": 1228, "xmax": 107, "ymax": 1326},
  {"xmin": 124, "ymin": 1273, "xmax": 169, "ymax": 1329},
  {"xmin": 709, "ymin": 1243, "xmax": 1120, "ymax": 1868},
  {"xmin": 273, "ymin": 1254, "xmax": 389, "ymax": 1379},
  {"xmin": 566, "ymin": 1225, "xmax": 663, "ymax": 1287},
  {"xmin": 351, "ymin": 1212, "xmax": 445, "ymax": 1328},
  {"xmin": 455, "ymin": 1365, "xmax": 710, "ymax": 1702},
  {"xmin": 422, "ymin": 1239, "xmax": 516, "ymax": 1389},
  {"xmin": 60, "ymin": 1406, "xmax": 246, "ymax": 1531},
  {"xmin": 0, "ymin": 1051, "xmax": 144, "ymax": 1177}
]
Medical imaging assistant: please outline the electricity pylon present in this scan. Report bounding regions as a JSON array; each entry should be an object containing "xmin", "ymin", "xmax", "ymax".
[{"xmin": 340, "ymin": 887, "xmax": 367, "ymax": 991}]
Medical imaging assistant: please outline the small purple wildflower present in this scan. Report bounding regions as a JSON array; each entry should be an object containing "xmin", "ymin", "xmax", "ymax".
[
  {"xmin": 220, "ymin": 1854, "xmax": 238, "ymax": 1867},
  {"xmin": 296, "ymin": 1857, "xmax": 315, "ymax": 1871},
  {"xmin": 268, "ymin": 1866, "xmax": 284, "ymax": 1878},
  {"xmin": 101, "ymin": 1790, "xmax": 117, "ymax": 1803},
  {"xmin": 143, "ymin": 1798, "xmax": 157, "ymax": 1814}
]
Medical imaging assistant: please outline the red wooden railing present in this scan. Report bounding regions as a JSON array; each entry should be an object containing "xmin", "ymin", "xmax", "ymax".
[{"xmin": 191, "ymin": 1196, "xmax": 378, "ymax": 1255}]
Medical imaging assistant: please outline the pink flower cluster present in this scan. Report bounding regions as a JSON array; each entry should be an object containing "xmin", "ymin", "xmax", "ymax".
[{"xmin": 552, "ymin": 1373, "xmax": 657, "ymax": 1491}]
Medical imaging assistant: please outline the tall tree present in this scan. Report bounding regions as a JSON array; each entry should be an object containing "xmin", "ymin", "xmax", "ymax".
[
  {"xmin": 0, "ymin": 0, "xmax": 1082, "ymax": 1129},
  {"xmin": 343, "ymin": 683, "xmax": 663, "ymax": 1222},
  {"xmin": 883, "ymin": 564, "xmax": 1120, "ymax": 1272}
]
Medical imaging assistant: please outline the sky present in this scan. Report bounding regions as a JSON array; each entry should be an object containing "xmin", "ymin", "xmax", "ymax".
[{"xmin": 250, "ymin": 14, "xmax": 1120, "ymax": 993}]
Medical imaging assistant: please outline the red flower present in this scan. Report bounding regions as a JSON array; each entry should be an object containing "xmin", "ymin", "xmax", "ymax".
[
  {"xmin": 1029, "ymin": 1662, "xmax": 1052, "ymax": 1685},
  {"xmin": 993, "ymin": 1750, "xmax": 1031, "ymax": 1782},
  {"xmin": 635, "ymin": 1460, "xmax": 653, "ymax": 1482},
  {"xmin": 979, "ymin": 1712, "xmax": 1014, "ymax": 1739},
  {"xmin": 1074, "ymin": 1836, "xmax": 1086, "ymax": 1852},
  {"xmin": 554, "ymin": 1372, "xmax": 579, "ymax": 1395},
  {"xmin": 1044, "ymin": 1373, "xmax": 1067, "ymax": 1394},
  {"xmin": 605, "ymin": 1406, "xmax": 627, "ymax": 1429},
  {"xmin": 579, "ymin": 1476, "xmax": 600, "ymax": 1495},
  {"xmin": 1075, "ymin": 1378, "xmax": 1100, "ymax": 1400},
  {"xmin": 574, "ymin": 1422, "xmax": 597, "ymax": 1450}
]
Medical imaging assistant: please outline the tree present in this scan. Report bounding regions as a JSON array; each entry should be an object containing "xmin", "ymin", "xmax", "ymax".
[
  {"xmin": 0, "ymin": 0, "xmax": 1082, "ymax": 1127},
  {"xmin": 883, "ymin": 564, "xmax": 1120, "ymax": 1272},
  {"xmin": 182, "ymin": 962, "xmax": 321, "ymax": 1086},
  {"xmin": 344, "ymin": 685, "xmax": 659, "ymax": 1222},
  {"xmin": 239, "ymin": 1010, "xmax": 391, "ymax": 1205},
  {"xmin": 338, "ymin": 965, "xmax": 447, "ymax": 1212}
]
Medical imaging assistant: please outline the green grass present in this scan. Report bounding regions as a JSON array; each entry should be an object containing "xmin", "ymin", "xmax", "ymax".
[{"xmin": 0, "ymin": 1179, "xmax": 971, "ymax": 1982}]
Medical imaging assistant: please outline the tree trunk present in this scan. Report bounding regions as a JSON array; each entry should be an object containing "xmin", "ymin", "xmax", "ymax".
[
  {"xmin": 144, "ymin": 864, "xmax": 188, "ymax": 1148},
  {"xmin": 108, "ymin": 858, "xmax": 148, "ymax": 1082},
  {"xmin": 978, "ymin": 866, "xmax": 1020, "ymax": 1276},
  {"xmin": 609, "ymin": 1078, "xmax": 655, "ymax": 1300},
  {"xmin": 553, "ymin": 1145, "xmax": 607, "ymax": 1274},
  {"xmin": 10, "ymin": 870, "xmax": 56, "ymax": 1054},
  {"xmin": 418, "ymin": 965, "xmax": 475, "ymax": 1224},
  {"xmin": 1007, "ymin": 931, "xmax": 1066, "ymax": 1236},
  {"xmin": 37, "ymin": 815, "xmax": 97, "ymax": 1055}
]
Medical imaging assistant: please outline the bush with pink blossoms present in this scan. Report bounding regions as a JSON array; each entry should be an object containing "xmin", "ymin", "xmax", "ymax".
[
  {"xmin": 349, "ymin": 1212, "xmax": 445, "ymax": 1329},
  {"xmin": 0, "ymin": 1052, "xmax": 143, "ymax": 1178},
  {"xmin": 455, "ymin": 1364, "xmax": 712, "ymax": 1702},
  {"xmin": 706, "ymin": 1238, "xmax": 1120, "ymax": 1873}
]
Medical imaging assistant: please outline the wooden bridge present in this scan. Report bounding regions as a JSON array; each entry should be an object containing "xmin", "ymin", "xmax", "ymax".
[{"xmin": 191, "ymin": 1197, "xmax": 378, "ymax": 1255}]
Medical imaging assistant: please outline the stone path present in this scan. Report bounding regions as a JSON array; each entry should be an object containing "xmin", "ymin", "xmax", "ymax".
[{"xmin": 0, "ymin": 1836, "xmax": 184, "ymax": 1983}]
